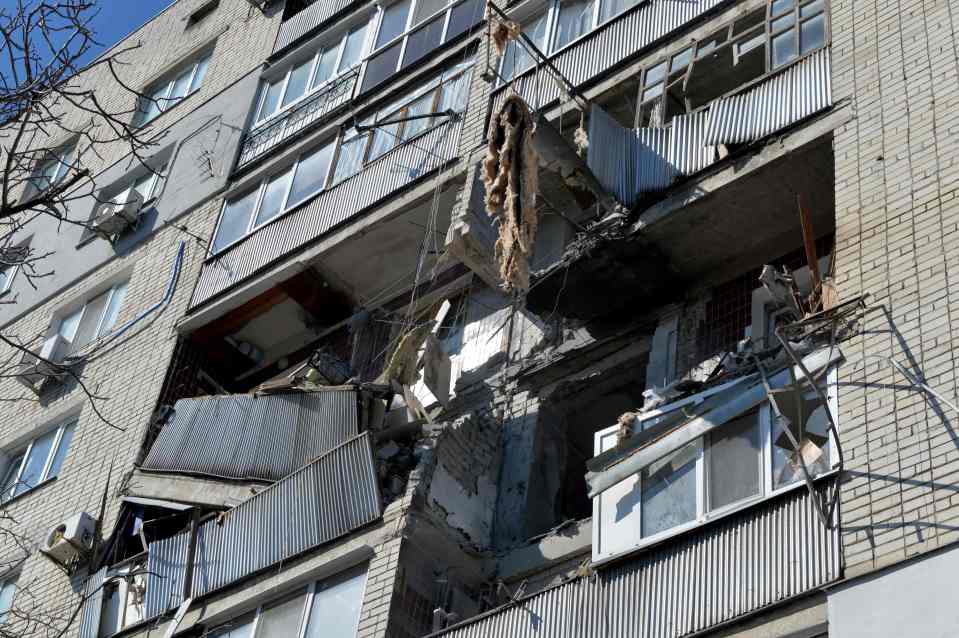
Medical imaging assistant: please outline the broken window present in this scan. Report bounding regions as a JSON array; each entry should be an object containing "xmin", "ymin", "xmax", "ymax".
[
  {"xmin": 98, "ymin": 556, "xmax": 147, "ymax": 637},
  {"xmin": 592, "ymin": 367, "xmax": 838, "ymax": 561}
]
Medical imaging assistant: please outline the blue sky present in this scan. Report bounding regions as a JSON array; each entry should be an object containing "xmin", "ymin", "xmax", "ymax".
[{"xmin": 0, "ymin": 0, "xmax": 173, "ymax": 71}]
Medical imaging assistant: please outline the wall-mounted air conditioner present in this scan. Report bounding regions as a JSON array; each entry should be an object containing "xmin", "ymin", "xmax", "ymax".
[
  {"xmin": 41, "ymin": 512, "xmax": 97, "ymax": 565},
  {"xmin": 92, "ymin": 191, "xmax": 145, "ymax": 237},
  {"xmin": 15, "ymin": 334, "xmax": 72, "ymax": 392}
]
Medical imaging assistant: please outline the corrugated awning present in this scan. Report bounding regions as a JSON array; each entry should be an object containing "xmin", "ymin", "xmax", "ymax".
[{"xmin": 586, "ymin": 346, "xmax": 842, "ymax": 498}]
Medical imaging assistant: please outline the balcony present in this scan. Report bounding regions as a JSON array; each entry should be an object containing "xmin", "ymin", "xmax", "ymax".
[
  {"xmin": 236, "ymin": 69, "xmax": 358, "ymax": 169},
  {"xmin": 429, "ymin": 475, "xmax": 840, "ymax": 638},
  {"xmin": 192, "ymin": 116, "xmax": 463, "ymax": 308}
]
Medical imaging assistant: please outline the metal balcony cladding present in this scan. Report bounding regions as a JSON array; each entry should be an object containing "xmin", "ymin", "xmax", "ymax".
[
  {"xmin": 140, "ymin": 389, "xmax": 360, "ymax": 482},
  {"xmin": 141, "ymin": 433, "xmax": 381, "ymax": 618},
  {"xmin": 429, "ymin": 478, "xmax": 840, "ymax": 638},
  {"xmin": 587, "ymin": 48, "xmax": 832, "ymax": 206},
  {"xmin": 191, "ymin": 64, "xmax": 470, "ymax": 308}
]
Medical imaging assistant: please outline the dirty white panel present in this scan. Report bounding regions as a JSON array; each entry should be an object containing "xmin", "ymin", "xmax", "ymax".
[{"xmin": 592, "ymin": 425, "xmax": 642, "ymax": 561}]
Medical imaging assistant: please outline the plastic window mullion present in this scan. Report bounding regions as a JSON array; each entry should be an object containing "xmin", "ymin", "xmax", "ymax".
[
  {"xmin": 38, "ymin": 425, "xmax": 64, "ymax": 484},
  {"xmin": 246, "ymin": 179, "xmax": 269, "ymax": 235}
]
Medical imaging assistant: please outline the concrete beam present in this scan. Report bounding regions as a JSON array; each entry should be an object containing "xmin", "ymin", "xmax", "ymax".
[{"xmin": 124, "ymin": 468, "xmax": 269, "ymax": 509}]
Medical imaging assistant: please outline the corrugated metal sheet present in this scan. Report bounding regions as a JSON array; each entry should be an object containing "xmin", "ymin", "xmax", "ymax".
[
  {"xmin": 143, "ymin": 531, "xmax": 190, "ymax": 619},
  {"xmin": 142, "ymin": 389, "xmax": 359, "ymax": 483},
  {"xmin": 705, "ymin": 49, "xmax": 832, "ymax": 146},
  {"xmin": 587, "ymin": 50, "xmax": 831, "ymax": 206},
  {"xmin": 669, "ymin": 111, "xmax": 713, "ymax": 175},
  {"xmin": 191, "ymin": 433, "xmax": 381, "ymax": 597},
  {"xmin": 430, "ymin": 478, "xmax": 841, "ymax": 638},
  {"xmin": 274, "ymin": 0, "xmax": 358, "ymax": 53},
  {"xmin": 493, "ymin": 0, "xmax": 726, "ymax": 113},
  {"xmin": 78, "ymin": 566, "xmax": 107, "ymax": 638},
  {"xmin": 587, "ymin": 105, "xmax": 682, "ymax": 206},
  {"xmin": 143, "ymin": 434, "xmax": 381, "ymax": 617},
  {"xmin": 192, "ymin": 118, "xmax": 463, "ymax": 308},
  {"xmin": 238, "ymin": 70, "xmax": 358, "ymax": 168}
]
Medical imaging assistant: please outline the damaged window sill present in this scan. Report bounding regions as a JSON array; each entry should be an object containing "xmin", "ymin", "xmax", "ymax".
[{"xmin": 592, "ymin": 468, "xmax": 840, "ymax": 568}]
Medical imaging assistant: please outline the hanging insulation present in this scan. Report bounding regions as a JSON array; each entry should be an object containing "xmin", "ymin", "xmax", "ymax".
[
  {"xmin": 483, "ymin": 95, "xmax": 539, "ymax": 293},
  {"xmin": 489, "ymin": 13, "xmax": 520, "ymax": 57}
]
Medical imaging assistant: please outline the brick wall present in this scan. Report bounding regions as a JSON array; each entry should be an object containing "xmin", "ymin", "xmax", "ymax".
[
  {"xmin": 831, "ymin": 0, "xmax": 959, "ymax": 577},
  {"xmin": 0, "ymin": 199, "xmax": 222, "ymax": 636}
]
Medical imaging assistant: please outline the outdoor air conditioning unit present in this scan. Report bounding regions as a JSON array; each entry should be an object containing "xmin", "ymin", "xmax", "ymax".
[
  {"xmin": 92, "ymin": 190, "xmax": 145, "ymax": 237},
  {"xmin": 41, "ymin": 512, "xmax": 97, "ymax": 565},
  {"xmin": 15, "ymin": 334, "xmax": 71, "ymax": 392}
]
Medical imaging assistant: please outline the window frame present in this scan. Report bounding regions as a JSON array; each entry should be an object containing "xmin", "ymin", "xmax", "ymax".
[
  {"xmin": 592, "ymin": 367, "xmax": 839, "ymax": 562},
  {"xmin": 207, "ymin": 566, "xmax": 368, "ymax": 638},
  {"xmin": 368, "ymin": 0, "xmax": 455, "ymax": 66},
  {"xmin": 29, "ymin": 142, "xmax": 78, "ymax": 195},
  {"xmin": 54, "ymin": 280, "xmax": 129, "ymax": 354},
  {"xmin": 210, "ymin": 141, "xmax": 336, "ymax": 255},
  {"xmin": 329, "ymin": 65, "xmax": 470, "ymax": 185},
  {"xmin": 0, "ymin": 417, "xmax": 77, "ymax": 503},
  {"xmin": 253, "ymin": 19, "xmax": 373, "ymax": 127},
  {"xmin": 134, "ymin": 52, "xmax": 212, "ymax": 127},
  {"xmin": 767, "ymin": 0, "xmax": 828, "ymax": 69}
]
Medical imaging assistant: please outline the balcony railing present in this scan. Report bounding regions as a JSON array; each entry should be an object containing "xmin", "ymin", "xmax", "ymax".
[
  {"xmin": 237, "ymin": 69, "xmax": 359, "ymax": 169},
  {"xmin": 428, "ymin": 475, "xmax": 841, "ymax": 638},
  {"xmin": 192, "ymin": 116, "xmax": 464, "ymax": 308}
]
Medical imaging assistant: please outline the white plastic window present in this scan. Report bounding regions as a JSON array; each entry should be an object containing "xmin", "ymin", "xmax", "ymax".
[
  {"xmin": 254, "ymin": 22, "xmax": 371, "ymax": 125},
  {"xmin": 0, "ymin": 578, "xmax": 15, "ymax": 624},
  {"xmin": 208, "ymin": 567, "xmax": 367, "ymax": 638},
  {"xmin": 0, "ymin": 419, "xmax": 77, "ymax": 502},
  {"xmin": 56, "ymin": 281, "xmax": 128, "ymax": 354},
  {"xmin": 134, "ymin": 52, "xmax": 212, "ymax": 127},
  {"xmin": 30, "ymin": 143, "xmax": 77, "ymax": 193},
  {"xmin": 592, "ymin": 368, "xmax": 838, "ymax": 561},
  {"xmin": 211, "ymin": 140, "xmax": 336, "ymax": 254},
  {"xmin": 330, "ymin": 64, "xmax": 471, "ymax": 184}
]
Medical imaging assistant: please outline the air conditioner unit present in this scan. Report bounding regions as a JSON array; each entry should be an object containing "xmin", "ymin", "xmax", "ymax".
[
  {"xmin": 42, "ymin": 512, "xmax": 97, "ymax": 565},
  {"xmin": 92, "ymin": 190, "xmax": 145, "ymax": 236},
  {"xmin": 15, "ymin": 334, "xmax": 71, "ymax": 392}
]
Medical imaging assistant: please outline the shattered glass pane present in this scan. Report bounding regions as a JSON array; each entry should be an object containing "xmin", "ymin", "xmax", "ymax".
[
  {"xmin": 771, "ymin": 385, "xmax": 831, "ymax": 489},
  {"xmin": 641, "ymin": 441, "xmax": 698, "ymax": 537},
  {"xmin": 709, "ymin": 411, "xmax": 761, "ymax": 510}
]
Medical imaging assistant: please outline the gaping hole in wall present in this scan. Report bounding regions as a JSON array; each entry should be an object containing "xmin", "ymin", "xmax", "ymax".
[
  {"xmin": 187, "ymin": 267, "xmax": 355, "ymax": 393},
  {"xmin": 696, "ymin": 234, "xmax": 834, "ymax": 362},
  {"xmin": 535, "ymin": 356, "xmax": 649, "ymax": 528}
]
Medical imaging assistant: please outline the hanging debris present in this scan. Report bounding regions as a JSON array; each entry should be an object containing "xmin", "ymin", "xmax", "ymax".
[
  {"xmin": 484, "ymin": 94, "xmax": 539, "ymax": 293},
  {"xmin": 378, "ymin": 322, "xmax": 433, "ymax": 387},
  {"xmin": 488, "ymin": 11, "xmax": 520, "ymax": 57}
]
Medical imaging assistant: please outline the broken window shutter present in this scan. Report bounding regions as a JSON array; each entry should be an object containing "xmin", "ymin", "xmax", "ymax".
[{"xmin": 77, "ymin": 566, "xmax": 108, "ymax": 638}]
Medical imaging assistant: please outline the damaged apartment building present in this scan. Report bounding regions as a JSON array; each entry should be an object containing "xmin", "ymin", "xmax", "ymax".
[{"xmin": 2, "ymin": 0, "xmax": 959, "ymax": 636}]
